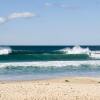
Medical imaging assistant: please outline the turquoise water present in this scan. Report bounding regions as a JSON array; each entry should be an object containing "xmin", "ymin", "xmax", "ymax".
[{"xmin": 0, "ymin": 54, "xmax": 89, "ymax": 62}]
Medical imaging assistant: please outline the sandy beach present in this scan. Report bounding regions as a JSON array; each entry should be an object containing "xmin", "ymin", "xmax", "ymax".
[{"xmin": 0, "ymin": 77, "xmax": 100, "ymax": 100}]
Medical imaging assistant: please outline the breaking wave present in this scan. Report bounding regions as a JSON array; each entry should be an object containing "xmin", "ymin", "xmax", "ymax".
[
  {"xmin": 0, "ymin": 46, "xmax": 100, "ymax": 60},
  {"xmin": 59, "ymin": 46, "xmax": 100, "ymax": 59},
  {"xmin": 59, "ymin": 45, "xmax": 91, "ymax": 55},
  {"xmin": 0, "ymin": 47, "xmax": 12, "ymax": 55},
  {"xmin": 0, "ymin": 60, "xmax": 100, "ymax": 68}
]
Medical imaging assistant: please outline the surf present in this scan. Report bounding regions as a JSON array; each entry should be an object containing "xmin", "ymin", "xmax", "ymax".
[
  {"xmin": 0, "ymin": 47, "xmax": 12, "ymax": 55},
  {"xmin": 0, "ymin": 45, "xmax": 100, "ymax": 61},
  {"xmin": 59, "ymin": 45, "xmax": 100, "ymax": 59},
  {"xmin": 0, "ymin": 45, "xmax": 100, "ymax": 80},
  {"xmin": 0, "ymin": 60, "xmax": 100, "ymax": 68}
]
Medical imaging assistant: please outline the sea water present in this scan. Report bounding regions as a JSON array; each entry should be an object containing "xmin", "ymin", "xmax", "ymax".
[{"xmin": 0, "ymin": 45, "xmax": 100, "ymax": 80}]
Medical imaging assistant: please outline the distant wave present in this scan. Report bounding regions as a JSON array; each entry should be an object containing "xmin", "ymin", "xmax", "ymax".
[
  {"xmin": 0, "ymin": 47, "xmax": 12, "ymax": 55},
  {"xmin": 59, "ymin": 45, "xmax": 90, "ymax": 55},
  {"xmin": 59, "ymin": 46, "xmax": 100, "ymax": 59},
  {"xmin": 0, "ymin": 46, "xmax": 100, "ymax": 60}
]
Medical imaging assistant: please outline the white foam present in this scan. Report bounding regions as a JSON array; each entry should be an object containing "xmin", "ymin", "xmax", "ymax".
[
  {"xmin": 0, "ymin": 47, "xmax": 12, "ymax": 55},
  {"xmin": 59, "ymin": 45, "xmax": 100, "ymax": 59},
  {"xmin": 0, "ymin": 60, "xmax": 100, "ymax": 68},
  {"xmin": 60, "ymin": 45, "xmax": 91, "ymax": 55},
  {"xmin": 90, "ymin": 51, "xmax": 100, "ymax": 59}
]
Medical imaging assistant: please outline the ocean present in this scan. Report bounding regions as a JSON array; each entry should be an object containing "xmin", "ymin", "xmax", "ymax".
[{"xmin": 0, "ymin": 45, "xmax": 100, "ymax": 80}]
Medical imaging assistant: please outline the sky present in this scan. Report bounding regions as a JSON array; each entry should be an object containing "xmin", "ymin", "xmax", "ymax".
[{"xmin": 0, "ymin": 0, "xmax": 100, "ymax": 45}]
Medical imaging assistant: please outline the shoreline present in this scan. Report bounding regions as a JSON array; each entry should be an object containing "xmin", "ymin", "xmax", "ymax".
[
  {"xmin": 0, "ymin": 77, "xmax": 100, "ymax": 100},
  {"xmin": 0, "ymin": 76, "xmax": 100, "ymax": 83}
]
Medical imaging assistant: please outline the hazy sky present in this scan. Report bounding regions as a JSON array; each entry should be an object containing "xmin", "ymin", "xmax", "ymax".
[{"xmin": 0, "ymin": 0, "xmax": 100, "ymax": 45}]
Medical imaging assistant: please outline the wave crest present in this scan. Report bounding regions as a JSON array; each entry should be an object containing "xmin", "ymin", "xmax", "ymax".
[
  {"xmin": 0, "ymin": 47, "xmax": 12, "ymax": 55},
  {"xmin": 59, "ymin": 45, "xmax": 91, "ymax": 55}
]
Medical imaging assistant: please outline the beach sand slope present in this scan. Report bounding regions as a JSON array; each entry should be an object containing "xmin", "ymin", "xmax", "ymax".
[{"xmin": 0, "ymin": 77, "xmax": 100, "ymax": 100}]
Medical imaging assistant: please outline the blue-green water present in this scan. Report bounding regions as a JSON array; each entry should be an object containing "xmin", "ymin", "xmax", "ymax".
[{"xmin": 0, "ymin": 45, "xmax": 99, "ymax": 80}]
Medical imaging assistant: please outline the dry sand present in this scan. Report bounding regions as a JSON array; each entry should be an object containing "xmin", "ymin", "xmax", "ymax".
[{"xmin": 0, "ymin": 77, "xmax": 100, "ymax": 100}]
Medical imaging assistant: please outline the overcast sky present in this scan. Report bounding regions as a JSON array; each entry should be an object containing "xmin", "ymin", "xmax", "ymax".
[{"xmin": 0, "ymin": 0, "xmax": 100, "ymax": 45}]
